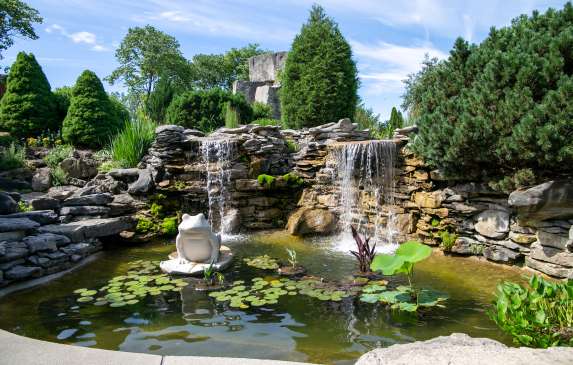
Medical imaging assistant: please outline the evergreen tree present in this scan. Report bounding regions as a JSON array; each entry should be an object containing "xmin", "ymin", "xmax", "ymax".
[
  {"xmin": 62, "ymin": 70, "xmax": 122, "ymax": 148},
  {"xmin": 0, "ymin": 52, "xmax": 57, "ymax": 137},
  {"xmin": 281, "ymin": 5, "xmax": 358, "ymax": 129},
  {"xmin": 145, "ymin": 76, "xmax": 177, "ymax": 124},
  {"xmin": 387, "ymin": 107, "xmax": 404, "ymax": 132},
  {"xmin": 402, "ymin": 3, "xmax": 573, "ymax": 188}
]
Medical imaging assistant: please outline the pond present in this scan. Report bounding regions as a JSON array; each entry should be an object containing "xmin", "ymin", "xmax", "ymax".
[{"xmin": 0, "ymin": 231, "xmax": 526, "ymax": 364}]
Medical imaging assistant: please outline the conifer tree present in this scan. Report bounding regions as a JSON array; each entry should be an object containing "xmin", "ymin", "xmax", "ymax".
[
  {"xmin": 281, "ymin": 5, "xmax": 358, "ymax": 129},
  {"xmin": 0, "ymin": 52, "xmax": 57, "ymax": 137},
  {"xmin": 62, "ymin": 70, "xmax": 121, "ymax": 148}
]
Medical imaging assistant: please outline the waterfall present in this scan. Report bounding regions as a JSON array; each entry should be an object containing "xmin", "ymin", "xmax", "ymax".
[
  {"xmin": 330, "ymin": 140, "xmax": 398, "ymax": 253},
  {"xmin": 200, "ymin": 139, "xmax": 235, "ymax": 235}
]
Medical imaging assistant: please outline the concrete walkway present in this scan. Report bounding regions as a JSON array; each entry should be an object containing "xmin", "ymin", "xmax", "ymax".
[{"xmin": 0, "ymin": 330, "xmax": 313, "ymax": 365}]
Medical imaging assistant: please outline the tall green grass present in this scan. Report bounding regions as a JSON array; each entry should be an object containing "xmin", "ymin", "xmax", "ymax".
[
  {"xmin": 224, "ymin": 102, "xmax": 240, "ymax": 129},
  {"xmin": 0, "ymin": 143, "xmax": 26, "ymax": 170},
  {"xmin": 109, "ymin": 115, "xmax": 157, "ymax": 168}
]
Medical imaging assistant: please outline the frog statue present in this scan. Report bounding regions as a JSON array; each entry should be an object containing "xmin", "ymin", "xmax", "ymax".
[{"xmin": 159, "ymin": 213, "xmax": 233, "ymax": 275}]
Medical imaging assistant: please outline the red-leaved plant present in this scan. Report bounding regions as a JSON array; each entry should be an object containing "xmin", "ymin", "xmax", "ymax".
[{"xmin": 350, "ymin": 225, "xmax": 376, "ymax": 273}]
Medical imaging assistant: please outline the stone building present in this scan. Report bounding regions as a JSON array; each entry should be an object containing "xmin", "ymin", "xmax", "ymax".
[{"xmin": 232, "ymin": 52, "xmax": 287, "ymax": 120}]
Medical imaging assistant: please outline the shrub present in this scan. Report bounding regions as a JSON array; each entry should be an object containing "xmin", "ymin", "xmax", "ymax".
[
  {"xmin": 109, "ymin": 114, "xmax": 156, "ymax": 168},
  {"xmin": 490, "ymin": 275, "xmax": 573, "ymax": 347},
  {"xmin": 161, "ymin": 216, "xmax": 178, "ymax": 236},
  {"xmin": 136, "ymin": 217, "xmax": 156, "ymax": 234},
  {"xmin": 165, "ymin": 88, "xmax": 253, "ymax": 132},
  {"xmin": 44, "ymin": 144, "xmax": 73, "ymax": 168},
  {"xmin": 404, "ymin": 4, "xmax": 573, "ymax": 181},
  {"xmin": 109, "ymin": 94, "xmax": 130, "ymax": 126},
  {"xmin": 252, "ymin": 102, "xmax": 272, "ymax": 120},
  {"xmin": 50, "ymin": 166, "xmax": 68, "ymax": 186},
  {"xmin": 62, "ymin": 70, "xmax": 123, "ymax": 148},
  {"xmin": 145, "ymin": 76, "xmax": 178, "ymax": 124},
  {"xmin": 223, "ymin": 102, "xmax": 240, "ymax": 128},
  {"xmin": 281, "ymin": 5, "xmax": 358, "ymax": 129},
  {"xmin": 0, "ymin": 142, "xmax": 26, "ymax": 170},
  {"xmin": 53, "ymin": 86, "xmax": 73, "ymax": 127},
  {"xmin": 0, "ymin": 52, "xmax": 58, "ymax": 137}
]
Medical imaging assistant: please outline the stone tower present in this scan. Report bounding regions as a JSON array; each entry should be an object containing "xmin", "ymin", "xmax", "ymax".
[{"xmin": 232, "ymin": 52, "xmax": 287, "ymax": 120}]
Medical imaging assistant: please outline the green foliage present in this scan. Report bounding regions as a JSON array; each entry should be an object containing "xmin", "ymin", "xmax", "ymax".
[
  {"xmin": 53, "ymin": 86, "xmax": 73, "ymax": 127},
  {"xmin": 286, "ymin": 139, "xmax": 300, "ymax": 153},
  {"xmin": 150, "ymin": 202, "xmax": 163, "ymax": 218},
  {"xmin": 109, "ymin": 114, "xmax": 156, "ymax": 168},
  {"xmin": 439, "ymin": 231, "xmax": 458, "ymax": 252},
  {"xmin": 257, "ymin": 174, "xmax": 275, "ymax": 188},
  {"xmin": 0, "ymin": 0, "xmax": 43, "ymax": 60},
  {"xmin": 354, "ymin": 103, "xmax": 383, "ymax": 137},
  {"xmin": 490, "ymin": 275, "xmax": 573, "ymax": 347},
  {"xmin": 145, "ymin": 76, "xmax": 178, "ymax": 124},
  {"xmin": 160, "ymin": 216, "xmax": 178, "ymax": 237},
  {"xmin": 243, "ymin": 255, "xmax": 279, "ymax": 270},
  {"xmin": 106, "ymin": 25, "xmax": 190, "ymax": 97},
  {"xmin": 252, "ymin": 118, "xmax": 281, "ymax": 127},
  {"xmin": 489, "ymin": 168, "xmax": 537, "ymax": 193},
  {"xmin": 44, "ymin": 144, "xmax": 72, "ymax": 168},
  {"xmin": 0, "ymin": 52, "xmax": 57, "ymax": 137},
  {"xmin": 0, "ymin": 132, "xmax": 14, "ymax": 147},
  {"xmin": 109, "ymin": 94, "xmax": 130, "ymax": 125},
  {"xmin": 252, "ymin": 102, "xmax": 273, "ymax": 120},
  {"xmin": 0, "ymin": 142, "xmax": 25, "ymax": 170},
  {"xmin": 404, "ymin": 4, "xmax": 573, "ymax": 179},
  {"xmin": 431, "ymin": 218, "xmax": 440, "ymax": 227},
  {"xmin": 281, "ymin": 5, "xmax": 358, "ymax": 129},
  {"xmin": 50, "ymin": 166, "xmax": 68, "ymax": 186},
  {"xmin": 62, "ymin": 70, "xmax": 123, "ymax": 148},
  {"xmin": 17, "ymin": 200, "xmax": 32, "ymax": 212},
  {"xmin": 165, "ymin": 88, "xmax": 252, "ymax": 132},
  {"xmin": 136, "ymin": 217, "xmax": 157, "ymax": 234},
  {"xmin": 381, "ymin": 107, "xmax": 404, "ymax": 139},
  {"xmin": 282, "ymin": 172, "xmax": 303, "ymax": 187},
  {"xmin": 286, "ymin": 248, "xmax": 298, "ymax": 268},
  {"xmin": 223, "ymin": 102, "xmax": 240, "ymax": 128},
  {"xmin": 371, "ymin": 241, "xmax": 432, "ymax": 284},
  {"xmin": 359, "ymin": 284, "xmax": 447, "ymax": 312},
  {"xmin": 189, "ymin": 44, "xmax": 267, "ymax": 90}
]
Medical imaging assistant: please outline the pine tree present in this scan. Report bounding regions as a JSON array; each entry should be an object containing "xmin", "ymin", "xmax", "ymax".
[
  {"xmin": 0, "ymin": 52, "xmax": 57, "ymax": 137},
  {"xmin": 281, "ymin": 5, "xmax": 358, "ymax": 129},
  {"xmin": 62, "ymin": 70, "xmax": 122, "ymax": 148}
]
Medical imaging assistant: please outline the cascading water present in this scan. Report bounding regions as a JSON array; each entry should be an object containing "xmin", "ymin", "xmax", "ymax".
[
  {"xmin": 200, "ymin": 139, "xmax": 235, "ymax": 236},
  {"xmin": 331, "ymin": 140, "xmax": 398, "ymax": 253}
]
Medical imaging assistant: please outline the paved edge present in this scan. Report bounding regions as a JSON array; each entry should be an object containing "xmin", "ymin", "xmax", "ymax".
[{"xmin": 0, "ymin": 330, "xmax": 315, "ymax": 365}]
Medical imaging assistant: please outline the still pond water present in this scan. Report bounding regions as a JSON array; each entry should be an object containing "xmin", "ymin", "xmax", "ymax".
[{"xmin": 0, "ymin": 232, "xmax": 526, "ymax": 364}]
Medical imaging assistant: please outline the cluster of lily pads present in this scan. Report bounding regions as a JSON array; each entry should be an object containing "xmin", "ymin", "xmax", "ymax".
[
  {"xmin": 359, "ymin": 283, "xmax": 447, "ymax": 312},
  {"xmin": 72, "ymin": 260, "xmax": 189, "ymax": 308},
  {"xmin": 208, "ymin": 277, "xmax": 358, "ymax": 309},
  {"xmin": 242, "ymin": 255, "xmax": 279, "ymax": 270}
]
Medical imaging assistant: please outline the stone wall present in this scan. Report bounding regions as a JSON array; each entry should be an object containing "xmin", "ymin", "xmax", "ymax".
[{"xmin": 232, "ymin": 52, "xmax": 287, "ymax": 120}]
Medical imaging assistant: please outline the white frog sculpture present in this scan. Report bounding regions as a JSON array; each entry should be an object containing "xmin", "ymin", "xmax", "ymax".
[{"xmin": 176, "ymin": 213, "xmax": 221, "ymax": 264}]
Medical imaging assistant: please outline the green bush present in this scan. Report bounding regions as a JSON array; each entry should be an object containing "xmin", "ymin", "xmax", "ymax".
[
  {"xmin": 281, "ymin": 5, "xmax": 358, "ymax": 129},
  {"xmin": 490, "ymin": 275, "xmax": 573, "ymax": 347},
  {"xmin": 165, "ymin": 88, "xmax": 252, "ymax": 132},
  {"xmin": 62, "ymin": 70, "xmax": 124, "ymax": 148},
  {"xmin": 136, "ymin": 217, "xmax": 157, "ymax": 234},
  {"xmin": 50, "ymin": 166, "xmax": 68, "ymax": 186},
  {"xmin": 44, "ymin": 144, "xmax": 73, "ymax": 168},
  {"xmin": 0, "ymin": 142, "xmax": 26, "ymax": 170},
  {"xmin": 109, "ymin": 114, "xmax": 156, "ymax": 168},
  {"xmin": 109, "ymin": 94, "xmax": 130, "ymax": 125},
  {"xmin": 53, "ymin": 86, "xmax": 73, "ymax": 128},
  {"xmin": 145, "ymin": 76, "xmax": 178, "ymax": 124},
  {"xmin": 252, "ymin": 102, "xmax": 273, "ymax": 120},
  {"xmin": 161, "ymin": 216, "xmax": 178, "ymax": 236},
  {"xmin": 223, "ymin": 102, "xmax": 240, "ymax": 128},
  {"xmin": 0, "ymin": 52, "xmax": 58, "ymax": 137},
  {"xmin": 403, "ymin": 4, "xmax": 573, "ymax": 181}
]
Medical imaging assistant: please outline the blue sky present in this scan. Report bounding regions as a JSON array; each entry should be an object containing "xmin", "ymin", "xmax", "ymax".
[{"xmin": 3, "ymin": 0, "xmax": 570, "ymax": 120}]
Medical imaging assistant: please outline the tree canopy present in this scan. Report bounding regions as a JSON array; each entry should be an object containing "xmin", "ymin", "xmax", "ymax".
[
  {"xmin": 0, "ymin": 0, "xmax": 42, "ymax": 60},
  {"xmin": 403, "ymin": 3, "xmax": 573, "ymax": 189},
  {"xmin": 281, "ymin": 4, "xmax": 358, "ymax": 129},
  {"xmin": 106, "ymin": 25, "xmax": 190, "ymax": 97}
]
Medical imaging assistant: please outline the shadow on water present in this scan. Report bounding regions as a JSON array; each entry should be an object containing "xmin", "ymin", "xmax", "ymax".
[{"xmin": 0, "ymin": 231, "xmax": 527, "ymax": 365}]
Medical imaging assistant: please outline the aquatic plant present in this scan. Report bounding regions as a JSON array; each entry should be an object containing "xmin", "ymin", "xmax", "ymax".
[
  {"xmin": 439, "ymin": 231, "xmax": 458, "ymax": 252},
  {"xmin": 243, "ymin": 255, "xmax": 279, "ymax": 270},
  {"xmin": 72, "ymin": 260, "xmax": 188, "ymax": 308},
  {"xmin": 350, "ymin": 225, "xmax": 376, "ymax": 273},
  {"xmin": 286, "ymin": 248, "xmax": 298, "ymax": 268},
  {"xmin": 490, "ymin": 275, "xmax": 573, "ymax": 348}
]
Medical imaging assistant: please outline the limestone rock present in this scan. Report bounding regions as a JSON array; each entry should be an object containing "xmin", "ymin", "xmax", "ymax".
[
  {"xmin": 59, "ymin": 155, "xmax": 99, "ymax": 180},
  {"xmin": 31, "ymin": 168, "xmax": 52, "ymax": 192},
  {"xmin": 483, "ymin": 244, "xmax": 522, "ymax": 263},
  {"xmin": 526, "ymin": 257, "xmax": 573, "ymax": 279},
  {"xmin": 452, "ymin": 237, "xmax": 483, "ymax": 255},
  {"xmin": 128, "ymin": 169, "xmax": 155, "ymax": 195},
  {"xmin": 0, "ymin": 217, "xmax": 40, "ymax": 233},
  {"xmin": 286, "ymin": 208, "xmax": 337, "ymax": 235},
  {"xmin": 0, "ymin": 242, "xmax": 28, "ymax": 262},
  {"xmin": 0, "ymin": 192, "xmax": 18, "ymax": 215},
  {"xmin": 413, "ymin": 191, "xmax": 444, "ymax": 209},
  {"xmin": 5, "ymin": 265, "xmax": 42, "ymax": 280},
  {"xmin": 530, "ymin": 243, "xmax": 573, "ymax": 268},
  {"xmin": 39, "ymin": 216, "xmax": 136, "ymax": 242},
  {"xmin": 47, "ymin": 186, "xmax": 78, "ymax": 200},
  {"xmin": 30, "ymin": 197, "xmax": 60, "ymax": 211},
  {"xmin": 536, "ymin": 229, "xmax": 570, "ymax": 250},
  {"xmin": 355, "ymin": 333, "xmax": 573, "ymax": 365},
  {"xmin": 108, "ymin": 168, "xmax": 140, "ymax": 182},
  {"xmin": 4, "ymin": 211, "xmax": 58, "ymax": 225},
  {"xmin": 24, "ymin": 233, "xmax": 70, "ymax": 254},
  {"xmin": 509, "ymin": 180, "xmax": 573, "ymax": 222},
  {"xmin": 63, "ymin": 193, "xmax": 114, "ymax": 206},
  {"xmin": 474, "ymin": 210, "xmax": 510, "ymax": 239},
  {"xmin": 59, "ymin": 205, "xmax": 110, "ymax": 217},
  {"xmin": 509, "ymin": 231, "xmax": 536, "ymax": 245}
]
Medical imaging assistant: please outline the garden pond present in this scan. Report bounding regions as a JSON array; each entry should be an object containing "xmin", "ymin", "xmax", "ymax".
[{"xmin": 0, "ymin": 231, "xmax": 527, "ymax": 364}]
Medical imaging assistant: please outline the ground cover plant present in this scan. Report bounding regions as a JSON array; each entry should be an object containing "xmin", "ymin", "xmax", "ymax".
[{"xmin": 490, "ymin": 275, "xmax": 573, "ymax": 347}]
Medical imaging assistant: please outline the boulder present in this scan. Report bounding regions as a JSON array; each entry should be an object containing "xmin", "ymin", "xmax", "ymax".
[
  {"xmin": 23, "ymin": 233, "xmax": 70, "ymax": 253},
  {"xmin": 529, "ymin": 243, "xmax": 573, "ymax": 268},
  {"xmin": 39, "ymin": 216, "xmax": 136, "ymax": 242},
  {"xmin": 286, "ymin": 208, "xmax": 337, "ymax": 235},
  {"xmin": 108, "ymin": 168, "xmax": 140, "ymax": 182},
  {"xmin": 355, "ymin": 332, "xmax": 573, "ymax": 365},
  {"xmin": 537, "ymin": 229, "xmax": 570, "ymax": 250},
  {"xmin": 526, "ymin": 257, "xmax": 573, "ymax": 279},
  {"xmin": 31, "ymin": 168, "xmax": 52, "ymax": 192},
  {"xmin": 474, "ymin": 210, "xmax": 510, "ymax": 239},
  {"xmin": 63, "ymin": 193, "xmax": 114, "ymax": 206},
  {"xmin": 483, "ymin": 244, "xmax": 522, "ymax": 263},
  {"xmin": 59, "ymin": 156, "xmax": 99, "ymax": 180},
  {"xmin": 127, "ymin": 169, "xmax": 155, "ymax": 195},
  {"xmin": 413, "ymin": 191, "xmax": 444, "ymax": 209},
  {"xmin": 0, "ymin": 217, "xmax": 40, "ymax": 232},
  {"xmin": 0, "ymin": 192, "xmax": 18, "ymax": 215},
  {"xmin": 5, "ymin": 265, "xmax": 42, "ymax": 280},
  {"xmin": 0, "ymin": 242, "xmax": 29, "ymax": 262},
  {"xmin": 30, "ymin": 197, "xmax": 60, "ymax": 211},
  {"xmin": 59, "ymin": 206, "xmax": 110, "ymax": 217},
  {"xmin": 508, "ymin": 231, "xmax": 536, "ymax": 245},
  {"xmin": 509, "ymin": 180, "xmax": 573, "ymax": 222},
  {"xmin": 452, "ymin": 237, "xmax": 483, "ymax": 255},
  {"xmin": 4, "ymin": 210, "xmax": 58, "ymax": 225}
]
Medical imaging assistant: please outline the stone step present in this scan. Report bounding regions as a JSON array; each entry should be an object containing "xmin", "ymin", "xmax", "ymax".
[{"xmin": 38, "ymin": 216, "xmax": 136, "ymax": 242}]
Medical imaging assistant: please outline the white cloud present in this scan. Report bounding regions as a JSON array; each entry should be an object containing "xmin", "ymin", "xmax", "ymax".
[{"xmin": 45, "ymin": 24, "xmax": 109, "ymax": 52}]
